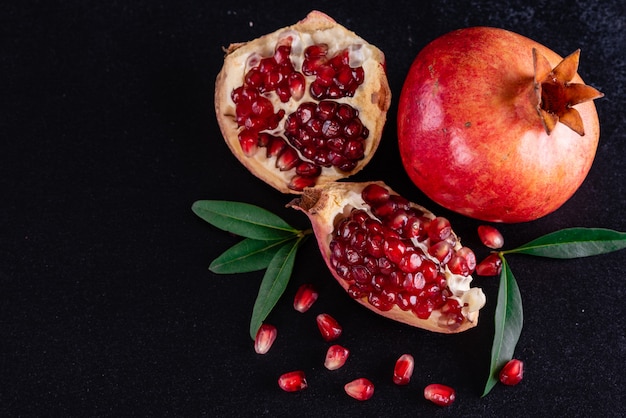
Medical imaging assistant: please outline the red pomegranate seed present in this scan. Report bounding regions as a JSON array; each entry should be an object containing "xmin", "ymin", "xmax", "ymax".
[
  {"xmin": 362, "ymin": 183, "xmax": 390, "ymax": 205},
  {"xmin": 316, "ymin": 313, "xmax": 342, "ymax": 341},
  {"xmin": 276, "ymin": 146, "xmax": 300, "ymax": 171},
  {"xmin": 456, "ymin": 246, "xmax": 477, "ymax": 271},
  {"xmin": 428, "ymin": 217, "xmax": 452, "ymax": 242},
  {"xmin": 393, "ymin": 354, "xmax": 415, "ymax": 385},
  {"xmin": 478, "ymin": 225, "xmax": 505, "ymax": 249},
  {"xmin": 475, "ymin": 253, "xmax": 503, "ymax": 276},
  {"xmin": 254, "ymin": 323, "xmax": 277, "ymax": 354},
  {"xmin": 278, "ymin": 370, "xmax": 308, "ymax": 392},
  {"xmin": 288, "ymin": 175, "xmax": 317, "ymax": 191},
  {"xmin": 344, "ymin": 378, "xmax": 375, "ymax": 401},
  {"xmin": 424, "ymin": 383, "xmax": 456, "ymax": 406},
  {"xmin": 324, "ymin": 344, "xmax": 350, "ymax": 370},
  {"xmin": 448, "ymin": 255, "xmax": 470, "ymax": 276},
  {"xmin": 293, "ymin": 283, "xmax": 319, "ymax": 313},
  {"xmin": 499, "ymin": 359, "xmax": 524, "ymax": 386}
]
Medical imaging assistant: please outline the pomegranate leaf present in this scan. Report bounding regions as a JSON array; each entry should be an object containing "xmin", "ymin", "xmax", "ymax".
[
  {"xmin": 503, "ymin": 227, "xmax": 626, "ymax": 259},
  {"xmin": 209, "ymin": 237, "xmax": 297, "ymax": 274},
  {"xmin": 482, "ymin": 255, "xmax": 523, "ymax": 397},
  {"xmin": 192, "ymin": 200, "xmax": 300, "ymax": 240},
  {"xmin": 249, "ymin": 236, "xmax": 306, "ymax": 339}
]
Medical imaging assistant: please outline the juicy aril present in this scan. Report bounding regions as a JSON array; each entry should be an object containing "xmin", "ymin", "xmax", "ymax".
[
  {"xmin": 215, "ymin": 11, "xmax": 391, "ymax": 193},
  {"xmin": 289, "ymin": 181, "xmax": 485, "ymax": 333},
  {"xmin": 397, "ymin": 27, "xmax": 603, "ymax": 223}
]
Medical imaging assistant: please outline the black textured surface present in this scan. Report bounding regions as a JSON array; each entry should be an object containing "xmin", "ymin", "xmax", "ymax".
[{"xmin": 2, "ymin": 1, "xmax": 625, "ymax": 416}]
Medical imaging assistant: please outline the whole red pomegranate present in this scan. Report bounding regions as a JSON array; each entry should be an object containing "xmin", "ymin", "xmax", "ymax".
[
  {"xmin": 215, "ymin": 11, "xmax": 391, "ymax": 193},
  {"xmin": 290, "ymin": 181, "xmax": 485, "ymax": 333},
  {"xmin": 397, "ymin": 27, "xmax": 603, "ymax": 223}
]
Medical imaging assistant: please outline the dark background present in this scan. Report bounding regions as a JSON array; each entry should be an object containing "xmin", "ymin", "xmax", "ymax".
[{"xmin": 2, "ymin": 0, "xmax": 625, "ymax": 416}]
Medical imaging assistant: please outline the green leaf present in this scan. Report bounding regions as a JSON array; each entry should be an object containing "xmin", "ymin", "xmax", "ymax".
[
  {"xmin": 192, "ymin": 200, "xmax": 299, "ymax": 240},
  {"xmin": 249, "ymin": 236, "xmax": 305, "ymax": 339},
  {"xmin": 209, "ymin": 237, "xmax": 296, "ymax": 274},
  {"xmin": 482, "ymin": 255, "xmax": 523, "ymax": 397},
  {"xmin": 504, "ymin": 228, "xmax": 626, "ymax": 259}
]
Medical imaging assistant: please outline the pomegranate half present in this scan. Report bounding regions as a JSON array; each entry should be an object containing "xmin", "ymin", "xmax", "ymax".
[
  {"xmin": 397, "ymin": 27, "xmax": 603, "ymax": 223},
  {"xmin": 289, "ymin": 181, "xmax": 485, "ymax": 333},
  {"xmin": 215, "ymin": 11, "xmax": 391, "ymax": 193}
]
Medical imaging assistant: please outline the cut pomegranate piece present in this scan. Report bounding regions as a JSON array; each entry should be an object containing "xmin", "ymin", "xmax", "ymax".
[
  {"xmin": 316, "ymin": 313, "xmax": 343, "ymax": 341},
  {"xmin": 344, "ymin": 377, "xmax": 375, "ymax": 401},
  {"xmin": 324, "ymin": 344, "xmax": 350, "ymax": 370},
  {"xmin": 293, "ymin": 283, "xmax": 319, "ymax": 313},
  {"xmin": 392, "ymin": 354, "xmax": 414, "ymax": 385},
  {"xmin": 254, "ymin": 323, "xmax": 277, "ymax": 355},
  {"xmin": 424, "ymin": 383, "xmax": 456, "ymax": 406},
  {"xmin": 290, "ymin": 181, "xmax": 486, "ymax": 333},
  {"xmin": 477, "ymin": 225, "xmax": 505, "ymax": 249},
  {"xmin": 278, "ymin": 370, "xmax": 308, "ymax": 392},
  {"xmin": 215, "ymin": 11, "xmax": 391, "ymax": 193},
  {"xmin": 499, "ymin": 358, "xmax": 524, "ymax": 386}
]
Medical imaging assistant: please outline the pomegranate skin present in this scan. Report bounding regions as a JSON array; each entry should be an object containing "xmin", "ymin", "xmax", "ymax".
[{"xmin": 397, "ymin": 27, "xmax": 601, "ymax": 223}]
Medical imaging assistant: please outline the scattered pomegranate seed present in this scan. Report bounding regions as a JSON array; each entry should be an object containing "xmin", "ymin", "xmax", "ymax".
[
  {"xmin": 316, "ymin": 313, "xmax": 343, "ymax": 342},
  {"xmin": 424, "ymin": 383, "xmax": 456, "ymax": 407},
  {"xmin": 477, "ymin": 225, "xmax": 504, "ymax": 249},
  {"xmin": 293, "ymin": 283, "xmax": 319, "ymax": 313},
  {"xmin": 324, "ymin": 344, "xmax": 350, "ymax": 370},
  {"xmin": 278, "ymin": 370, "xmax": 308, "ymax": 392},
  {"xmin": 254, "ymin": 323, "xmax": 277, "ymax": 354},
  {"xmin": 392, "ymin": 354, "xmax": 415, "ymax": 385},
  {"xmin": 344, "ymin": 377, "xmax": 375, "ymax": 401},
  {"xmin": 499, "ymin": 358, "xmax": 524, "ymax": 386},
  {"xmin": 475, "ymin": 253, "xmax": 503, "ymax": 276}
]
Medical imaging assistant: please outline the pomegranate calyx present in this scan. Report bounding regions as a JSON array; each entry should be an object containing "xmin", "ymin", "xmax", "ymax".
[{"xmin": 533, "ymin": 48, "xmax": 604, "ymax": 136}]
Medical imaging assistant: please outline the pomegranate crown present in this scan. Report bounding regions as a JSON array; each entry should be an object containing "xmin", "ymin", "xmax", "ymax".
[{"xmin": 533, "ymin": 48, "xmax": 604, "ymax": 136}]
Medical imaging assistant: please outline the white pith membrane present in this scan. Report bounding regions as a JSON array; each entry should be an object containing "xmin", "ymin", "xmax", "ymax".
[
  {"xmin": 215, "ymin": 11, "xmax": 391, "ymax": 193},
  {"xmin": 290, "ymin": 181, "xmax": 486, "ymax": 333}
]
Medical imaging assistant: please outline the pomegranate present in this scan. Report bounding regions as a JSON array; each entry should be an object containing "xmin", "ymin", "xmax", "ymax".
[
  {"xmin": 397, "ymin": 27, "xmax": 603, "ymax": 223},
  {"xmin": 215, "ymin": 11, "xmax": 391, "ymax": 193},
  {"xmin": 289, "ymin": 181, "xmax": 486, "ymax": 333}
]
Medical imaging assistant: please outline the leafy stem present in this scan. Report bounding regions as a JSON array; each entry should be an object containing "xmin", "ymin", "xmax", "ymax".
[
  {"xmin": 482, "ymin": 227, "xmax": 626, "ymax": 396},
  {"xmin": 192, "ymin": 200, "xmax": 312, "ymax": 339}
]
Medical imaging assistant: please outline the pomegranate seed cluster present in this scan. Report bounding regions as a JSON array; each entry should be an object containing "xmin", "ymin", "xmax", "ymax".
[
  {"xmin": 230, "ymin": 36, "xmax": 368, "ymax": 191},
  {"xmin": 328, "ymin": 184, "xmax": 477, "ymax": 329}
]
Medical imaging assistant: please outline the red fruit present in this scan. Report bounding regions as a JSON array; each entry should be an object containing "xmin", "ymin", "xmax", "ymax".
[
  {"xmin": 290, "ymin": 181, "xmax": 486, "ymax": 333},
  {"xmin": 316, "ymin": 313, "xmax": 343, "ymax": 341},
  {"xmin": 393, "ymin": 354, "xmax": 414, "ymax": 385},
  {"xmin": 293, "ymin": 283, "xmax": 319, "ymax": 313},
  {"xmin": 423, "ymin": 383, "xmax": 456, "ymax": 407},
  {"xmin": 278, "ymin": 370, "xmax": 308, "ymax": 392},
  {"xmin": 478, "ymin": 225, "xmax": 504, "ymax": 249},
  {"xmin": 475, "ymin": 253, "xmax": 503, "ymax": 276},
  {"xmin": 398, "ymin": 27, "xmax": 603, "ymax": 223},
  {"xmin": 344, "ymin": 378, "xmax": 375, "ymax": 401},
  {"xmin": 324, "ymin": 344, "xmax": 350, "ymax": 370},
  {"xmin": 254, "ymin": 323, "xmax": 277, "ymax": 354},
  {"xmin": 499, "ymin": 359, "xmax": 524, "ymax": 386},
  {"xmin": 215, "ymin": 11, "xmax": 391, "ymax": 193}
]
